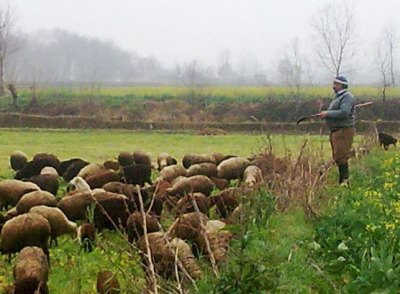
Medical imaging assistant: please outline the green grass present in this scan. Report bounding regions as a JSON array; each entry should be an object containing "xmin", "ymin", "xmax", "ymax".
[{"xmin": 0, "ymin": 128, "xmax": 337, "ymax": 176}]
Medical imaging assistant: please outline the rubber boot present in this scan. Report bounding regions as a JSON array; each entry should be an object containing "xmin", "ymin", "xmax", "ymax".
[{"xmin": 338, "ymin": 163, "xmax": 349, "ymax": 186}]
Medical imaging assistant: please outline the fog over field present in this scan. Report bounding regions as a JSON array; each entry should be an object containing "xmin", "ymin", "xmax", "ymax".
[{"xmin": 5, "ymin": 0, "xmax": 400, "ymax": 85}]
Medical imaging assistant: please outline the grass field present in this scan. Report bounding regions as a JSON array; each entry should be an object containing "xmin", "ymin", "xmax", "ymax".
[
  {"xmin": 0, "ymin": 128, "xmax": 338, "ymax": 177},
  {"xmin": 0, "ymin": 128, "xmax": 371, "ymax": 293}
]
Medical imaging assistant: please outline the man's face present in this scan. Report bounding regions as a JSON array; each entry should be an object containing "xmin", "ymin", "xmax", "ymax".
[{"xmin": 332, "ymin": 82, "xmax": 343, "ymax": 93}]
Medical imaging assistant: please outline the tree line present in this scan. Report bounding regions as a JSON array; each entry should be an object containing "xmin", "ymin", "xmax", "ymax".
[{"xmin": 0, "ymin": 1, "xmax": 399, "ymax": 102}]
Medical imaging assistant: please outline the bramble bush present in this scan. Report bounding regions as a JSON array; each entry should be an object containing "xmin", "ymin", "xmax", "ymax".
[{"xmin": 314, "ymin": 151, "xmax": 400, "ymax": 292}]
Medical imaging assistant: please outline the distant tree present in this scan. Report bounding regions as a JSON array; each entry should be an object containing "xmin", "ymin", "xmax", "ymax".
[
  {"xmin": 310, "ymin": 1, "xmax": 356, "ymax": 76},
  {"xmin": 0, "ymin": 2, "xmax": 18, "ymax": 96},
  {"xmin": 217, "ymin": 49, "xmax": 235, "ymax": 82},
  {"xmin": 277, "ymin": 39, "xmax": 304, "ymax": 93},
  {"xmin": 181, "ymin": 60, "xmax": 204, "ymax": 87},
  {"xmin": 375, "ymin": 24, "xmax": 398, "ymax": 102}
]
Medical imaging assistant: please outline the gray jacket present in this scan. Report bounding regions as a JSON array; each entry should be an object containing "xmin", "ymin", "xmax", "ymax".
[{"xmin": 325, "ymin": 89, "xmax": 355, "ymax": 131}]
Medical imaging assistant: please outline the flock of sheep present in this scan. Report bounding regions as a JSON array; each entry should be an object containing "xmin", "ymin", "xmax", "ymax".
[{"xmin": 0, "ymin": 149, "xmax": 266, "ymax": 293}]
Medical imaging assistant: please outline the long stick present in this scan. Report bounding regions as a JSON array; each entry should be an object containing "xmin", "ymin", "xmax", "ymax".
[{"xmin": 296, "ymin": 100, "xmax": 374, "ymax": 125}]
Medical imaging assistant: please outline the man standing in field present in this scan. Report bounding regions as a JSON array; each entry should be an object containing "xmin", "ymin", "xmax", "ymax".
[{"xmin": 318, "ymin": 76, "xmax": 355, "ymax": 187}]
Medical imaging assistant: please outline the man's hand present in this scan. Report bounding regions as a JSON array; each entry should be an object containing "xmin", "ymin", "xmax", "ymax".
[{"xmin": 318, "ymin": 111, "xmax": 328, "ymax": 118}]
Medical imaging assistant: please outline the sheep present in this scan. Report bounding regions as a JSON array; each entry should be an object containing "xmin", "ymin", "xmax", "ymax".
[
  {"xmin": 157, "ymin": 152, "xmax": 177, "ymax": 171},
  {"xmin": 60, "ymin": 158, "xmax": 90, "ymax": 182},
  {"xmin": 57, "ymin": 191, "xmax": 95, "ymax": 221},
  {"xmin": 85, "ymin": 170, "xmax": 121, "ymax": 189},
  {"xmin": 133, "ymin": 150, "xmax": 152, "ymax": 168},
  {"xmin": 32, "ymin": 153, "xmax": 60, "ymax": 169},
  {"xmin": 10, "ymin": 151, "xmax": 28, "ymax": 172},
  {"xmin": 77, "ymin": 223, "xmax": 96, "ymax": 252},
  {"xmin": 102, "ymin": 181, "xmax": 145, "ymax": 212},
  {"xmin": 12, "ymin": 246, "xmax": 49, "ymax": 294},
  {"xmin": 77, "ymin": 163, "xmax": 107, "ymax": 180},
  {"xmin": 24, "ymin": 173, "xmax": 59, "ymax": 195},
  {"xmin": 194, "ymin": 220, "xmax": 232, "ymax": 264},
  {"xmin": 137, "ymin": 232, "xmax": 202, "ymax": 280},
  {"xmin": 16, "ymin": 190, "xmax": 57, "ymax": 214},
  {"xmin": 103, "ymin": 160, "xmax": 120, "ymax": 171},
  {"xmin": 126, "ymin": 211, "xmax": 160, "ymax": 243},
  {"xmin": 217, "ymin": 157, "xmax": 251, "ymax": 181},
  {"xmin": 168, "ymin": 212, "xmax": 209, "ymax": 242},
  {"xmin": 210, "ymin": 177, "xmax": 229, "ymax": 190},
  {"xmin": 141, "ymin": 180, "xmax": 172, "ymax": 218},
  {"xmin": 29, "ymin": 206, "xmax": 77, "ymax": 246},
  {"xmin": 166, "ymin": 175, "xmax": 215, "ymax": 197},
  {"xmin": 122, "ymin": 164, "xmax": 152, "ymax": 187},
  {"xmin": 68, "ymin": 176, "xmax": 92, "ymax": 192},
  {"xmin": 182, "ymin": 153, "xmax": 215, "ymax": 169},
  {"xmin": 40, "ymin": 166, "xmax": 59, "ymax": 176},
  {"xmin": 118, "ymin": 151, "xmax": 135, "ymax": 167},
  {"xmin": 0, "ymin": 179, "xmax": 40, "ymax": 209},
  {"xmin": 176, "ymin": 192, "xmax": 210, "ymax": 216},
  {"xmin": 210, "ymin": 188, "xmax": 242, "ymax": 219},
  {"xmin": 378, "ymin": 132, "xmax": 397, "ymax": 150},
  {"xmin": 243, "ymin": 165, "xmax": 264, "ymax": 187},
  {"xmin": 0, "ymin": 213, "xmax": 51, "ymax": 258},
  {"xmin": 157, "ymin": 164, "xmax": 187, "ymax": 183},
  {"xmin": 58, "ymin": 158, "xmax": 85, "ymax": 176},
  {"xmin": 186, "ymin": 162, "xmax": 218, "ymax": 178},
  {"xmin": 91, "ymin": 190, "xmax": 131, "ymax": 231},
  {"xmin": 96, "ymin": 270, "xmax": 120, "ymax": 294}
]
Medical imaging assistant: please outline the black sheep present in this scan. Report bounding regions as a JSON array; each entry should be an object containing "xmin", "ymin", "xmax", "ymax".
[{"xmin": 378, "ymin": 132, "xmax": 397, "ymax": 150}]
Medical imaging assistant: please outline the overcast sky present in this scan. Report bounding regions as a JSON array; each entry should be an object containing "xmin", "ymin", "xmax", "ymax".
[{"xmin": 8, "ymin": 0, "xmax": 400, "ymax": 79}]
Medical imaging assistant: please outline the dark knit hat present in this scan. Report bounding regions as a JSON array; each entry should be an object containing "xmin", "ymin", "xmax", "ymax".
[{"xmin": 333, "ymin": 75, "xmax": 348, "ymax": 85}]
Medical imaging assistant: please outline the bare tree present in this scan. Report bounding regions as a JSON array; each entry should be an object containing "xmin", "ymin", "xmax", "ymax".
[
  {"xmin": 310, "ymin": 1, "xmax": 356, "ymax": 76},
  {"xmin": 277, "ymin": 39, "xmax": 312, "ymax": 94},
  {"xmin": 0, "ymin": 2, "xmax": 17, "ymax": 96}
]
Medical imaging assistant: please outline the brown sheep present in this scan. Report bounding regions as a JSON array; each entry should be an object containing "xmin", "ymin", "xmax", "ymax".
[
  {"xmin": 91, "ymin": 190, "xmax": 131, "ymax": 231},
  {"xmin": 77, "ymin": 163, "xmax": 107, "ymax": 180},
  {"xmin": 144, "ymin": 180, "xmax": 171, "ymax": 214},
  {"xmin": 12, "ymin": 246, "xmax": 49, "ymax": 294},
  {"xmin": 168, "ymin": 212, "xmax": 209, "ymax": 242},
  {"xmin": 137, "ymin": 232, "xmax": 202, "ymax": 280},
  {"xmin": 16, "ymin": 190, "xmax": 57, "ymax": 214},
  {"xmin": 61, "ymin": 158, "xmax": 90, "ymax": 182},
  {"xmin": 103, "ymin": 160, "xmax": 121, "ymax": 171},
  {"xmin": 157, "ymin": 164, "xmax": 187, "ymax": 183},
  {"xmin": 126, "ymin": 211, "xmax": 160, "ymax": 243},
  {"xmin": 217, "ymin": 157, "xmax": 251, "ymax": 180},
  {"xmin": 57, "ymin": 191, "xmax": 95, "ymax": 221},
  {"xmin": 10, "ymin": 151, "xmax": 28, "ymax": 172},
  {"xmin": 118, "ymin": 151, "xmax": 135, "ymax": 167},
  {"xmin": 186, "ymin": 162, "xmax": 218, "ymax": 178},
  {"xmin": 102, "ymin": 181, "xmax": 145, "ymax": 212},
  {"xmin": 157, "ymin": 152, "xmax": 177, "ymax": 171},
  {"xmin": 194, "ymin": 220, "xmax": 232, "ymax": 264},
  {"xmin": 29, "ymin": 206, "xmax": 77, "ymax": 246},
  {"xmin": 182, "ymin": 153, "xmax": 215, "ymax": 169},
  {"xmin": 122, "ymin": 164, "xmax": 152, "ymax": 187},
  {"xmin": 176, "ymin": 193, "xmax": 210, "ymax": 216},
  {"xmin": 77, "ymin": 223, "xmax": 96, "ymax": 252},
  {"xmin": 32, "ymin": 153, "xmax": 60, "ymax": 169},
  {"xmin": 133, "ymin": 150, "xmax": 152, "ymax": 168},
  {"xmin": 24, "ymin": 173, "xmax": 59, "ymax": 195},
  {"xmin": 210, "ymin": 177, "xmax": 229, "ymax": 190},
  {"xmin": 210, "ymin": 187, "xmax": 249, "ymax": 219},
  {"xmin": 85, "ymin": 170, "xmax": 121, "ymax": 189},
  {"xmin": 96, "ymin": 270, "xmax": 120, "ymax": 294},
  {"xmin": 40, "ymin": 166, "xmax": 59, "ymax": 176},
  {"xmin": 0, "ymin": 213, "xmax": 51, "ymax": 258},
  {"xmin": 243, "ymin": 165, "xmax": 264, "ymax": 187},
  {"xmin": 58, "ymin": 158, "xmax": 86, "ymax": 176},
  {"xmin": 166, "ymin": 175, "xmax": 215, "ymax": 197},
  {"xmin": 0, "ymin": 179, "xmax": 40, "ymax": 209},
  {"xmin": 15, "ymin": 153, "xmax": 61, "ymax": 180}
]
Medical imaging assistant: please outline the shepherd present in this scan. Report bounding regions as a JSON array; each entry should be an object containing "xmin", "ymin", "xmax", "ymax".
[{"xmin": 318, "ymin": 75, "xmax": 355, "ymax": 187}]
